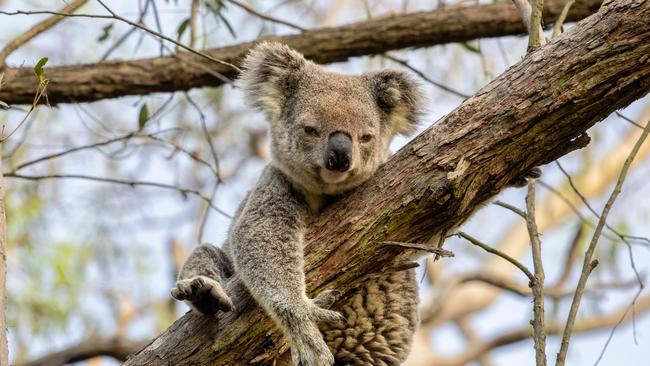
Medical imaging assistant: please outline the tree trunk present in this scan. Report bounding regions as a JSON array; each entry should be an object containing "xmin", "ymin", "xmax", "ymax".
[
  {"xmin": 122, "ymin": 1, "xmax": 650, "ymax": 365},
  {"xmin": 0, "ymin": 0, "xmax": 602, "ymax": 105}
]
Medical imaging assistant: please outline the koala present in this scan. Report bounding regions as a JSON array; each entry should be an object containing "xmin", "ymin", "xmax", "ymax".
[
  {"xmin": 172, "ymin": 41, "xmax": 424, "ymax": 366},
  {"xmin": 171, "ymin": 41, "xmax": 544, "ymax": 365}
]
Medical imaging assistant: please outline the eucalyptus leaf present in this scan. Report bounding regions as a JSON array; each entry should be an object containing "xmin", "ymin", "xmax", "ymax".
[
  {"xmin": 138, "ymin": 104, "xmax": 150, "ymax": 130},
  {"xmin": 34, "ymin": 57, "xmax": 48, "ymax": 77},
  {"xmin": 98, "ymin": 23, "xmax": 114, "ymax": 42}
]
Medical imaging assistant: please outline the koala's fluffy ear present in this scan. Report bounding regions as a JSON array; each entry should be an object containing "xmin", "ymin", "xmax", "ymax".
[
  {"xmin": 365, "ymin": 70, "xmax": 424, "ymax": 135},
  {"xmin": 236, "ymin": 41, "xmax": 309, "ymax": 121}
]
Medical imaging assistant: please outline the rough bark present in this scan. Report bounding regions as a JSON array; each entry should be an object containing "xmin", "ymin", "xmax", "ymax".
[
  {"xmin": 0, "ymin": 0, "xmax": 602, "ymax": 105},
  {"xmin": 122, "ymin": 1, "xmax": 650, "ymax": 365}
]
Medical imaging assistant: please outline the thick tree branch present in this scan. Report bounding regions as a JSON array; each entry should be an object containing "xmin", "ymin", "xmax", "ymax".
[
  {"xmin": 0, "ymin": 0, "xmax": 602, "ymax": 105},
  {"xmin": 122, "ymin": 1, "xmax": 650, "ymax": 365}
]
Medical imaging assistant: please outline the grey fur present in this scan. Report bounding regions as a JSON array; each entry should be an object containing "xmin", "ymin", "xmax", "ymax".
[{"xmin": 172, "ymin": 41, "xmax": 424, "ymax": 365}]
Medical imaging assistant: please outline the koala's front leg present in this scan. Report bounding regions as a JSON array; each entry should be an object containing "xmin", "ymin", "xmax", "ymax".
[
  {"xmin": 231, "ymin": 167, "xmax": 342, "ymax": 366},
  {"xmin": 171, "ymin": 244, "xmax": 235, "ymax": 315}
]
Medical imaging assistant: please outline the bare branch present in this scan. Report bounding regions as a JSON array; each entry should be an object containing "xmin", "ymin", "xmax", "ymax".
[
  {"xmin": 3, "ymin": 172, "xmax": 232, "ymax": 219},
  {"xmin": 556, "ymin": 117, "xmax": 650, "ymax": 366},
  {"xmin": 0, "ymin": 0, "xmax": 88, "ymax": 65},
  {"xmin": 528, "ymin": 0, "xmax": 547, "ymax": 50},
  {"xmin": 457, "ymin": 231, "xmax": 535, "ymax": 283},
  {"xmin": 226, "ymin": 0, "xmax": 306, "ymax": 31},
  {"xmin": 511, "ymin": 0, "xmax": 547, "ymax": 49},
  {"xmin": 0, "ymin": 2, "xmax": 240, "ymax": 73},
  {"xmin": 382, "ymin": 54, "xmax": 469, "ymax": 99},
  {"xmin": 493, "ymin": 200, "xmax": 527, "ymax": 219},
  {"xmin": 432, "ymin": 295, "xmax": 650, "ymax": 366},
  {"xmin": 460, "ymin": 272, "xmax": 637, "ymax": 299},
  {"xmin": 526, "ymin": 180, "xmax": 546, "ymax": 366},
  {"xmin": 552, "ymin": 0, "xmax": 576, "ymax": 38},
  {"xmin": 18, "ymin": 337, "xmax": 147, "ymax": 366},
  {"xmin": 0, "ymin": 0, "xmax": 604, "ymax": 104}
]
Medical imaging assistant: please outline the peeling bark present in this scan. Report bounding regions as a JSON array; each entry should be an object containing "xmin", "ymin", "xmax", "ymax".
[{"xmin": 122, "ymin": 1, "xmax": 650, "ymax": 365}]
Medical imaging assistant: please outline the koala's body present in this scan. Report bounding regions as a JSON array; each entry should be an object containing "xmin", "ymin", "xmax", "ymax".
[{"xmin": 172, "ymin": 42, "xmax": 423, "ymax": 366}]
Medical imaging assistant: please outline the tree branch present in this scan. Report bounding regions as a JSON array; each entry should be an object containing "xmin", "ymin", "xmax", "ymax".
[
  {"xmin": 18, "ymin": 337, "xmax": 147, "ymax": 366},
  {"xmin": 122, "ymin": 2, "xmax": 650, "ymax": 365},
  {"xmin": 556, "ymin": 114, "xmax": 650, "ymax": 366},
  {"xmin": 526, "ymin": 181, "xmax": 547, "ymax": 366},
  {"xmin": 0, "ymin": 0, "xmax": 603, "ymax": 105},
  {"xmin": 0, "ymin": 0, "xmax": 88, "ymax": 66}
]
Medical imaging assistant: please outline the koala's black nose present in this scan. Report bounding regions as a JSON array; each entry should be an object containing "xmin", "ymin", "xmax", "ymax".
[{"xmin": 325, "ymin": 132, "xmax": 352, "ymax": 172}]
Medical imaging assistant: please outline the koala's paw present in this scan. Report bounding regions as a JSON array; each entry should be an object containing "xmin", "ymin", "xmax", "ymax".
[
  {"xmin": 508, "ymin": 167, "xmax": 542, "ymax": 187},
  {"xmin": 312, "ymin": 289, "xmax": 341, "ymax": 309},
  {"xmin": 290, "ymin": 323, "xmax": 336, "ymax": 366},
  {"xmin": 309, "ymin": 290, "xmax": 345, "ymax": 325},
  {"xmin": 171, "ymin": 275, "xmax": 234, "ymax": 315}
]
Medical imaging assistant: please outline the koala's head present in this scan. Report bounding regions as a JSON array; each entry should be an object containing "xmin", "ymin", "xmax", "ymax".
[{"xmin": 237, "ymin": 42, "xmax": 423, "ymax": 196}]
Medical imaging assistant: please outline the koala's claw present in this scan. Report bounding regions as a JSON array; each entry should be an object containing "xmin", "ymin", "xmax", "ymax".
[
  {"xmin": 310, "ymin": 290, "xmax": 345, "ymax": 325},
  {"xmin": 171, "ymin": 276, "xmax": 234, "ymax": 315},
  {"xmin": 311, "ymin": 307, "xmax": 346, "ymax": 325},
  {"xmin": 313, "ymin": 289, "xmax": 341, "ymax": 309}
]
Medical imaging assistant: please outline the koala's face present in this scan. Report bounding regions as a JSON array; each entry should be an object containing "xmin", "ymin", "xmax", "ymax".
[{"xmin": 238, "ymin": 42, "xmax": 423, "ymax": 196}]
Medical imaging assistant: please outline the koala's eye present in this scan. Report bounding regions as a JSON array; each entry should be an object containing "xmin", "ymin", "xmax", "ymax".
[
  {"xmin": 303, "ymin": 126, "xmax": 320, "ymax": 137},
  {"xmin": 360, "ymin": 134, "xmax": 374, "ymax": 143}
]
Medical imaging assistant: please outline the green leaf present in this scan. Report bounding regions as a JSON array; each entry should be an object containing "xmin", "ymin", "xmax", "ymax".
[
  {"xmin": 218, "ymin": 12, "xmax": 237, "ymax": 38},
  {"xmin": 34, "ymin": 57, "xmax": 48, "ymax": 77},
  {"xmin": 97, "ymin": 23, "xmax": 114, "ymax": 42},
  {"xmin": 176, "ymin": 18, "xmax": 190, "ymax": 41},
  {"xmin": 138, "ymin": 104, "xmax": 149, "ymax": 130},
  {"xmin": 0, "ymin": 100, "xmax": 9, "ymax": 110},
  {"xmin": 462, "ymin": 43, "xmax": 481, "ymax": 54}
]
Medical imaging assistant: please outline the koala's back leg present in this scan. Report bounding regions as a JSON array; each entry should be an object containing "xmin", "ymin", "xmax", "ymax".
[
  {"xmin": 323, "ymin": 269, "xmax": 419, "ymax": 366},
  {"xmin": 171, "ymin": 243, "xmax": 235, "ymax": 315}
]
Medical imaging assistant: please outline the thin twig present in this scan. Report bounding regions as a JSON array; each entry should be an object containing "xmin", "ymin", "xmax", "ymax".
[
  {"xmin": 184, "ymin": 93, "xmax": 222, "ymax": 182},
  {"xmin": 380, "ymin": 241, "xmax": 455, "ymax": 258},
  {"xmin": 0, "ymin": 3, "xmax": 240, "ymax": 72},
  {"xmin": 555, "ymin": 161, "xmax": 646, "ymax": 283},
  {"xmin": 493, "ymin": 200, "xmax": 527, "ymax": 219},
  {"xmin": 0, "ymin": 0, "xmax": 88, "ymax": 65},
  {"xmin": 226, "ymin": 0, "xmax": 305, "ymax": 31},
  {"xmin": 0, "ymin": 77, "xmax": 48, "ymax": 143},
  {"xmin": 10, "ymin": 129, "xmax": 218, "ymax": 179},
  {"xmin": 100, "ymin": 0, "xmax": 153, "ymax": 61},
  {"xmin": 11, "ymin": 131, "xmax": 138, "ymax": 171},
  {"xmin": 195, "ymin": 182, "xmax": 219, "ymax": 244},
  {"xmin": 457, "ymin": 231, "xmax": 535, "ymax": 283},
  {"xmin": 616, "ymin": 111, "xmax": 646, "ymax": 129},
  {"xmin": 189, "ymin": 0, "xmax": 200, "ymax": 48},
  {"xmin": 4, "ymin": 172, "xmax": 232, "ymax": 219},
  {"xmin": 94, "ymin": 0, "xmax": 239, "ymax": 71},
  {"xmin": 537, "ymin": 179, "xmax": 650, "ymax": 247},
  {"xmin": 552, "ymin": 0, "xmax": 575, "ymax": 38},
  {"xmin": 461, "ymin": 272, "xmax": 638, "ymax": 299},
  {"xmin": 383, "ymin": 54, "xmax": 469, "ymax": 99},
  {"xmin": 526, "ymin": 180, "xmax": 546, "ymax": 366},
  {"xmin": 556, "ymin": 118, "xmax": 650, "ymax": 366}
]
